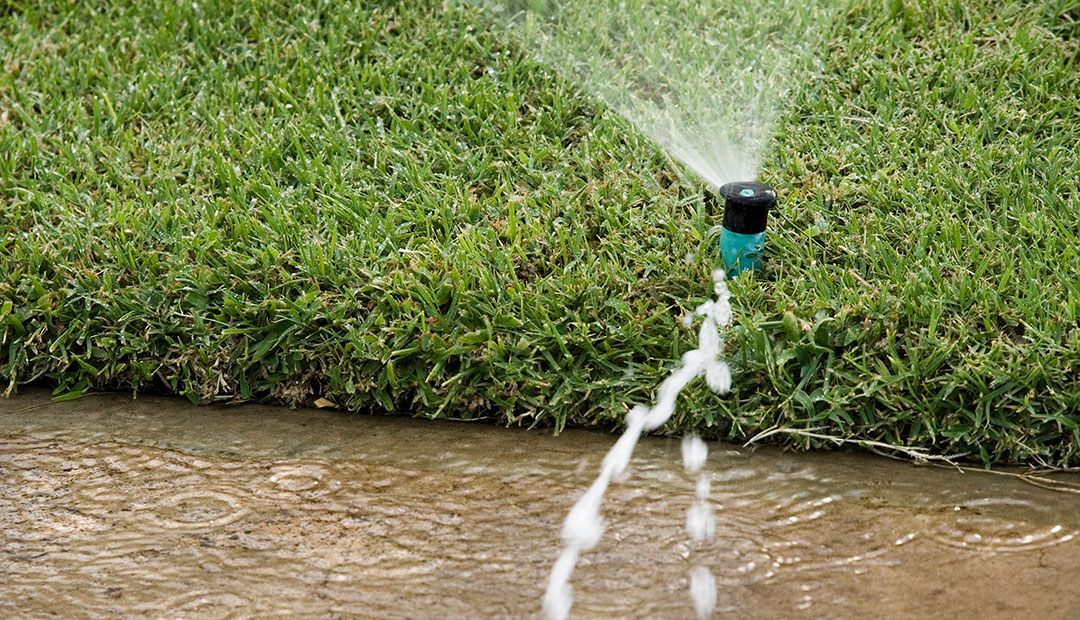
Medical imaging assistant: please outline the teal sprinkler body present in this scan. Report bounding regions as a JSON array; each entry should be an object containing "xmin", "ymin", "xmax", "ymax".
[{"xmin": 717, "ymin": 181, "xmax": 776, "ymax": 277}]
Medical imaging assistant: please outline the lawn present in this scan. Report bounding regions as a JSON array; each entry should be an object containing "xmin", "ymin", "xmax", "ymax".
[{"xmin": 2, "ymin": 0, "xmax": 1079, "ymax": 465}]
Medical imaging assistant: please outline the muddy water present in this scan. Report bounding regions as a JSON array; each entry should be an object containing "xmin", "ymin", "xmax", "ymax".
[{"xmin": 2, "ymin": 390, "xmax": 1080, "ymax": 619}]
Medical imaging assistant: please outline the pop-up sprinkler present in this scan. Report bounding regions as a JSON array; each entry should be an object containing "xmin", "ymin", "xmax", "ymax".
[{"xmin": 716, "ymin": 181, "xmax": 776, "ymax": 277}]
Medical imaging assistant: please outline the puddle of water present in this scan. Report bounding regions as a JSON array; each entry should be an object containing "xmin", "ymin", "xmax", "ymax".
[{"xmin": 2, "ymin": 388, "xmax": 1080, "ymax": 619}]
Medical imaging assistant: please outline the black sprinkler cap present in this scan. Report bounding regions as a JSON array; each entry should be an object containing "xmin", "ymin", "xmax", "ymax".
[{"xmin": 718, "ymin": 182, "xmax": 776, "ymax": 235}]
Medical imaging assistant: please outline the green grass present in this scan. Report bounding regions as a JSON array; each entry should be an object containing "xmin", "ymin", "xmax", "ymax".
[{"xmin": 2, "ymin": 0, "xmax": 1079, "ymax": 465}]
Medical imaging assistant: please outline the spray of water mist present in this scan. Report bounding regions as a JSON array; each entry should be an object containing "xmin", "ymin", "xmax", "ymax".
[{"xmin": 484, "ymin": 0, "xmax": 834, "ymax": 189}]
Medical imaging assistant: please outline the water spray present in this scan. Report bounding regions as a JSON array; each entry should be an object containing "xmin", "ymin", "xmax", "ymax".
[{"xmin": 716, "ymin": 181, "xmax": 776, "ymax": 277}]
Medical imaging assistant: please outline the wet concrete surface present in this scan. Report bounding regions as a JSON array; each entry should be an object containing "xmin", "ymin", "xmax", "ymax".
[{"xmin": 2, "ymin": 389, "xmax": 1079, "ymax": 619}]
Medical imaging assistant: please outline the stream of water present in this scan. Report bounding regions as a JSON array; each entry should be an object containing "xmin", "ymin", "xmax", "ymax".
[
  {"xmin": 3, "ymin": 389, "xmax": 1080, "ymax": 619},
  {"xmin": 544, "ymin": 271, "xmax": 733, "ymax": 619}
]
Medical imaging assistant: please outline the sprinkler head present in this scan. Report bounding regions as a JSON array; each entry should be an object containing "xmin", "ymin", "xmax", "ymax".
[
  {"xmin": 719, "ymin": 182, "xmax": 775, "ymax": 235},
  {"xmin": 715, "ymin": 181, "xmax": 776, "ymax": 276}
]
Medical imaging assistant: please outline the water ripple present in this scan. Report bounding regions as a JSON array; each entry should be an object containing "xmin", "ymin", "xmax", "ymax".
[
  {"xmin": 919, "ymin": 497, "xmax": 1079, "ymax": 553},
  {"xmin": 138, "ymin": 489, "xmax": 248, "ymax": 530},
  {"xmin": 149, "ymin": 591, "xmax": 254, "ymax": 620}
]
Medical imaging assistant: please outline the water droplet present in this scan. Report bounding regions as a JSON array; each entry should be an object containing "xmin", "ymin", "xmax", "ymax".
[{"xmin": 690, "ymin": 566, "xmax": 717, "ymax": 619}]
